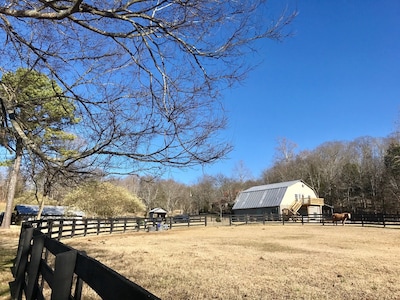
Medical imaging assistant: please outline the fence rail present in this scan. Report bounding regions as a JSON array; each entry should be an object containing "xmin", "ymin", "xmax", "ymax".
[
  {"xmin": 27, "ymin": 215, "xmax": 207, "ymax": 240},
  {"xmin": 9, "ymin": 224, "xmax": 160, "ymax": 300},
  {"xmin": 229, "ymin": 213, "xmax": 400, "ymax": 227},
  {"xmin": 9, "ymin": 212, "xmax": 399, "ymax": 299}
]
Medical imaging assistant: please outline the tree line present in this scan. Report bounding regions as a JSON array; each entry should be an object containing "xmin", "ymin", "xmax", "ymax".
[
  {"xmin": 3, "ymin": 129, "xmax": 400, "ymax": 218},
  {"xmin": 264, "ymin": 135, "xmax": 400, "ymax": 214}
]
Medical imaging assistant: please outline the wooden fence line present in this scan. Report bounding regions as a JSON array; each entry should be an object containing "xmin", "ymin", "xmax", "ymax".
[
  {"xmin": 229, "ymin": 213, "xmax": 400, "ymax": 227},
  {"xmin": 9, "ymin": 224, "xmax": 160, "ymax": 300},
  {"xmin": 27, "ymin": 215, "xmax": 207, "ymax": 241},
  {"xmin": 8, "ymin": 215, "xmax": 206, "ymax": 298}
]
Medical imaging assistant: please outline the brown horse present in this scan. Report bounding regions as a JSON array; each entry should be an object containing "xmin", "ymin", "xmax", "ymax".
[{"xmin": 332, "ymin": 213, "xmax": 351, "ymax": 225}]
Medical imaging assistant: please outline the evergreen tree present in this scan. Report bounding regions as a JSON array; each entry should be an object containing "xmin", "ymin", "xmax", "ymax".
[{"xmin": 0, "ymin": 68, "xmax": 78, "ymax": 228}]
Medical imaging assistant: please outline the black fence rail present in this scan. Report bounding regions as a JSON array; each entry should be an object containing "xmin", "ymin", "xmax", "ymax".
[
  {"xmin": 170, "ymin": 215, "xmax": 207, "ymax": 227},
  {"xmin": 344, "ymin": 213, "xmax": 400, "ymax": 227},
  {"xmin": 229, "ymin": 213, "xmax": 323, "ymax": 225},
  {"xmin": 229, "ymin": 213, "xmax": 400, "ymax": 227},
  {"xmin": 27, "ymin": 215, "xmax": 207, "ymax": 240},
  {"xmin": 9, "ymin": 224, "xmax": 160, "ymax": 300}
]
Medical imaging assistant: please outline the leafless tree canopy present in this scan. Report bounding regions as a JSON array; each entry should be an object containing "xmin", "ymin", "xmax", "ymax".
[{"xmin": 0, "ymin": 0, "xmax": 295, "ymax": 173}]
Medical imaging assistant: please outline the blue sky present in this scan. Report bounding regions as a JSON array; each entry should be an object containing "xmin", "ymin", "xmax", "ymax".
[{"xmin": 169, "ymin": 0, "xmax": 400, "ymax": 184}]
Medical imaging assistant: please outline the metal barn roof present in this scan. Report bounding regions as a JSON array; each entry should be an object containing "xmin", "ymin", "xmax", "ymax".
[
  {"xmin": 232, "ymin": 180, "xmax": 302, "ymax": 210},
  {"xmin": 14, "ymin": 205, "xmax": 85, "ymax": 217}
]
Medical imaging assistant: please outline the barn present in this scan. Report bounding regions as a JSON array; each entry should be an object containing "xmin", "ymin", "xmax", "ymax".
[
  {"xmin": 13, "ymin": 204, "xmax": 85, "ymax": 224},
  {"xmin": 232, "ymin": 180, "xmax": 326, "ymax": 218}
]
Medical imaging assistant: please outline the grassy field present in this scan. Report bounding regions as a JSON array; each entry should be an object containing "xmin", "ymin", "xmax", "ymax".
[
  {"xmin": 2, "ymin": 224, "xmax": 400, "ymax": 299},
  {"xmin": 64, "ymin": 224, "xmax": 400, "ymax": 300},
  {"xmin": 0, "ymin": 226, "xmax": 20, "ymax": 300}
]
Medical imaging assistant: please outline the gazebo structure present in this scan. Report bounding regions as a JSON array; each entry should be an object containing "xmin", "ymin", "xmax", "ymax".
[{"xmin": 148, "ymin": 207, "xmax": 167, "ymax": 220}]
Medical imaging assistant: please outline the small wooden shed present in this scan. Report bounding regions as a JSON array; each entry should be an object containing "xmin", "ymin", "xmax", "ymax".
[{"xmin": 149, "ymin": 207, "xmax": 167, "ymax": 220}]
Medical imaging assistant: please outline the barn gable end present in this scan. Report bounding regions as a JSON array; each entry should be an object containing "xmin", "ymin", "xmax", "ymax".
[{"xmin": 232, "ymin": 180, "xmax": 324, "ymax": 216}]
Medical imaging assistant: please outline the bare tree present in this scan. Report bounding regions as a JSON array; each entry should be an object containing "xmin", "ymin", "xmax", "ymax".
[
  {"xmin": 137, "ymin": 176, "xmax": 160, "ymax": 214},
  {"xmin": 158, "ymin": 179, "xmax": 188, "ymax": 213},
  {"xmin": 0, "ymin": 1, "xmax": 295, "ymax": 170},
  {"xmin": 232, "ymin": 160, "xmax": 253, "ymax": 183},
  {"xmin": 274, "ymin": 137, "xmax": 298, "ymax": 164},
  {"xmin": 0, "ymin": 1, "xmax": 295, "ymax": 227}
]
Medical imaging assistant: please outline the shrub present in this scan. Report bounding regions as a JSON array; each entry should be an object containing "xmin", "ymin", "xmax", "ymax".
[{"xmin": 63, "ymin": 181, "xmax": 145, "ymax": 218}]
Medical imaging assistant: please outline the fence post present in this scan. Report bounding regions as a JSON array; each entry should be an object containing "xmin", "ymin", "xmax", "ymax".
[
  {"xmin": 110, "ymin": 219, "xmax": 114, "ymax": 234},
  {"xmin": 123, "ymin": 218, "xmax": 127, "ymax": 232},
  {"xmin": 282, "ymin": 214, "xmax": 285, "ymax": 225},
  {"xmin": 84, "ymin": 219, "xmax": 88, "ymax": 236},
  {"xmin": 9, "ymin": 226, "xmax": 34, "ymax": 298},
  {"xmin": 73, "ymin": 252, "xmax": 86, "ymax": 300},
  {"xmin": 204, "ymin": 216, "xmax": 207, "ymax": 227},
  {"xmin": 25, "ymin": 233, "xmax": 45, "ymax": 300},
  {"xmin": 97, "ymin": 219, "xmax": 101, "ymax": 235},
  {"xmin": 383, "ymin": 214, "xmax": 386, "ymax": 228},
  {"xmin": 71, "ymin": 219, "xmax": 76, "ymax": 238},
  {"xmin": 301, "ymin": 215, "xmax": 304, "ymax": 225},
  {"xmin": 58, "ymin": 219, "xmax": 64, "ymax": 241},
  {"xmin": 48, "ymin": 220, "xmax": 54, "ymax": 238},
  {"xmin": 51, "ymin": 249, "xmax": 78, "ymax": 300},
  {"xmin": 361, "ymin": 214, "xmax": 364, "ymax": 227}
]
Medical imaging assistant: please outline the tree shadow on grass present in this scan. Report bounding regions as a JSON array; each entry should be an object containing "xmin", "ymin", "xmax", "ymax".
[{"xmin": 0, "ymin": 233, "xmax": 18, "ymax": 300}]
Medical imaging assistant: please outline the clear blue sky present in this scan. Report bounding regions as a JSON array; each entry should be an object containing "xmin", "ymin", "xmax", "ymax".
[{"xmin": 169, "ymin": 0, "xmax": 400, "ymax": 184}]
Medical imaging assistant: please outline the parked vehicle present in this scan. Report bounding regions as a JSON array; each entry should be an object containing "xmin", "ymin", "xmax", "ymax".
[{"xmin": 173, "ymin": 214, "xmax": 189, "ymax": 223}]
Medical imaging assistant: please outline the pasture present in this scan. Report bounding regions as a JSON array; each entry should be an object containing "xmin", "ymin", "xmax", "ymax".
[
  {"xmin": 63, "ymin": 224, "xmax": 400, "ymax": 300},
  {"xmin": 0, "ymin": 227, "xmax": 20, "ymax": 300}
]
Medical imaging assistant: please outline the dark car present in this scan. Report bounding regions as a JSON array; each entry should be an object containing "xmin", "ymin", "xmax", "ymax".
[{"xmin": 173, "ymin": 214, "xmax": 189, "ymax": 223}]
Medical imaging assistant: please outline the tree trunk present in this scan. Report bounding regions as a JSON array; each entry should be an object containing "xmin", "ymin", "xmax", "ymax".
[
  {"xmin": 1, "ymin": 139, "xmax": 23, "ymax": 229},
  {"xmin": 37, "ymin": 195, "xmax": 46, "ymax": 220},
  {"xmin": 37, "ymin": 178, "xmax": 51, "ymax": 220}
]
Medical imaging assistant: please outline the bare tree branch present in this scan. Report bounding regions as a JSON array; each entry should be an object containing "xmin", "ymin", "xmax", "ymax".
[{"xmin": 0, "ymin": 0, "xmax": 296, "ymax": 174}]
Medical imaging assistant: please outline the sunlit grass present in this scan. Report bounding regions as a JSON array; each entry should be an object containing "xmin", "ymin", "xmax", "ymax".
[
  {"xmin": 0, "ymin": 227, "xmax": 19, "ymax": 300},
  {"xmin": 66, "ymin": 225, "xmax": 400, "ymax": 300},
  {"xmin": 3, "ymin": 223, "xmax": 400, "ymax": 299}
]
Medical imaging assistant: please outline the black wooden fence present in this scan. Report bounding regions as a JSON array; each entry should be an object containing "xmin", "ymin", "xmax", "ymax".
[
  {"xmin": 10, "ymin": 212, "xmax": 397, "ymax": 299},
  {"xmin": 27, "ymin": 215, "xmax": 207, "ymax": 241},
  {"xmin": 9, "ymin": 223, "xmax": 161, "ymax": 300},
  {"xmin": 229, "ymin": 213, "xmax": 400, "ymax": 227},
  {"xmin": 8, "ymin": 215, "xmax": 207, "ymax": 299}
]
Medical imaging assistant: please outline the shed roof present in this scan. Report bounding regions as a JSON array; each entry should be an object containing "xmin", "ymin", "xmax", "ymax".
[
  {"xmin": 232, "ymin": 180, "xmax": 303, "ymax": 210},
  {"xmin": 14, "ymin": 205, "xmax": 85, "ymax": 217},
  {"xmin": 149, "ymin": 207, "xmax": 167, "ymax": 214}
]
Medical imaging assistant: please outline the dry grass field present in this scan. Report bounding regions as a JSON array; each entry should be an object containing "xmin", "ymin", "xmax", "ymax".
[
  {"xmin": 62, "ymin": 224, "xmax": 400, "ymax": 300},
  {"xmin": 0, "ymin": 226, "xmax": 20, "ymax": 300},
  {"xmin": 2, "ymin": 223, "xmax": 400, "ymax": 299}
]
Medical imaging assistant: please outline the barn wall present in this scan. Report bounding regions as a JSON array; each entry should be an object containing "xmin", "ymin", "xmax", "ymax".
[
  {"xmin": 307, "ymin": 205, "xmax": 321, "ymax": 216},
  {"xmin": 233, "ymin": 207, "xmax": 279, "ymax": 215},
  {"xmin": 279, "ymin": 182, "xmax": 318, "ymax": 213},
  {"xmin": 281, "ymin": 183, "xmax": 317, "ymax": 206}
]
